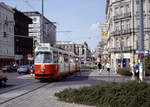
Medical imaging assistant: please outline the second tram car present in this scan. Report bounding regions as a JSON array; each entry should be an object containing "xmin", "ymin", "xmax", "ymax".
[{"xmin": 34, "ymin": 43, "xmax": 80, "ymax": 80}]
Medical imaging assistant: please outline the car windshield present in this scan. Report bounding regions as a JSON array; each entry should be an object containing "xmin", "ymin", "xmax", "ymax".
[
  {"xmin": 35, "ymin": 53, "xmax": 52, "ymax": 64},
  {"xmin": 18, "ymin": 66, "xmax": 26, "ymax": 69}
]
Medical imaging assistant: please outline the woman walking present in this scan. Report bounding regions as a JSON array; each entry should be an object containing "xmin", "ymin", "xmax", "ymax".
[{"xmin": 130, "ymin": 62, "xmax": 136, "ymax": 80}]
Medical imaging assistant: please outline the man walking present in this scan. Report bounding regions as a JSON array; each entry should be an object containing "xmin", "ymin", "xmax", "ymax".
[
  {"xmin": 106, "ymin": 62, "xmax": 110, "ymax": 75},
  {"xmin": 97, "ymin": 62, "xmax": 102, "ymax": 74}
]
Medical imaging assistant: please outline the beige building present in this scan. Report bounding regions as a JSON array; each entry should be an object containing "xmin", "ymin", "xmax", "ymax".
[
  {"xmin": 106, "ymin": 0, "xmax": 150, "ymax": 67},
  {"xmin": 0, "ymin": 2, "xmax": 15, "ymax": 66}
]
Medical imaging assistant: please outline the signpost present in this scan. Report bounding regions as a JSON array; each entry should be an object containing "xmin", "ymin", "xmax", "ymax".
[
  {"xmin": 135, "ymin": 50, "xmax": 150, "ymax": 54},
  {"xmin": 138, "ymin": 0, "xmax": 145, "ymax": 82}
]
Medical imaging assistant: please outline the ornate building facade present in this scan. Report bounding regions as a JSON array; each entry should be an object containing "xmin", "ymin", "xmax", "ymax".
[{"xmin": 106, "ymin": 0, "xmax": 150, "ymax": 67}]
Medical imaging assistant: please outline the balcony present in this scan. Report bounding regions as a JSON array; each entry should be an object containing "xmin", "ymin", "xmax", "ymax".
[
  {"xmin": 123, "ymin": 46, "xmax": 132, "ymax": 52},
  {"xmin": 109, "ymin": 46, "xmax": 132, "ymax": 53},
  {"xmin": 111, "ymin": 29, "xmax": 132, "ymax": 36},
  {"xmin": 113, "ymin": 12, "xmax": 131, "ymax": 21},
  {"xmin": 109, "ymin": 47, "xmax": 121, "ymax": 52}
]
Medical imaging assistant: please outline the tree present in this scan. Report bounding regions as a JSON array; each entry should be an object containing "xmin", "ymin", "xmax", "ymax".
[{"xmin": 145, "ymin": 55, "xmax": 150, "ymax": 70}]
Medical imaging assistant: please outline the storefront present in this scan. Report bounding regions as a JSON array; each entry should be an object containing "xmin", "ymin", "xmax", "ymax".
[
  {"xmin": 116, "ymin": 53, "xmax": 130, "ymax": 68},
  {"xmin": 0, "ymin": 56, "xmax": 15, "ymax": 69}
]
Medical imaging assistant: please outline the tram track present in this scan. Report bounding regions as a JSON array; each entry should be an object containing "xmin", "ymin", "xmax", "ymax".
[
  {"xmin": 0, "ymin": 81, "xmax": 52, "ymax": 105},
  {"xmin": 0, "ymin": 80, "xmax": 38, "ymax": 95}
]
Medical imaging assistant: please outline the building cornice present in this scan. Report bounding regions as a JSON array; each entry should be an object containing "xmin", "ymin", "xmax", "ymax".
[{"xmin": 0, "ymin": 2, "xmax": 14, "ymax": 13}]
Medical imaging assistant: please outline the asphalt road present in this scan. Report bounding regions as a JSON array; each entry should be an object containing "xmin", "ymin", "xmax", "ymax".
[
  {"xmin": 0, "ymin": 70, "xmax": 149, "ymax": 107},
  {"xmin": 0, "ymin": 71, "xmax": 101, "ymax": 107}
]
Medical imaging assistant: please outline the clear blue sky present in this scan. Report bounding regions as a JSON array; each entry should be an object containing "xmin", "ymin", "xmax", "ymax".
[{"xmin": 1, "ymin": 0, "xmax": 106, "ymax": 50}]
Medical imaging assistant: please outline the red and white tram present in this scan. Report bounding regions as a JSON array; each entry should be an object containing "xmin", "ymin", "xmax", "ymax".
[{"xmin": 34, "ymin": 43, "xmax": 80, "ymax": 80}]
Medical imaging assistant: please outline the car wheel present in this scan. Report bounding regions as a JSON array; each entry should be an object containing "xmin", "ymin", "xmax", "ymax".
[
  {"xmin": 18, "ymin": 72, "xmax": 21, "ymax": 75},
  {"xmin": 0, "ymin": 79, "xmax": 7, "ymax": 87},
  {"xmin": 2, "ymin": 80, "xmax": 7, "ymax": 86}
]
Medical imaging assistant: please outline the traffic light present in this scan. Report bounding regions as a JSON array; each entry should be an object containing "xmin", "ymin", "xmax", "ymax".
[
  {"xmin": 3, "ymin": 32, "xmax": 6, "ymax": 37},
  {"xmin": 101, "ymin": 31, "xmax": 106, "ymax": 36},
  {"xmin": 82, "ymin": 48, "xmax": 85, "ymax": 55}
]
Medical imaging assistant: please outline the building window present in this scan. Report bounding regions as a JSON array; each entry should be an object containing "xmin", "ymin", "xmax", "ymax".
[
  {"xmin": 126, "ymin": 20, "xmax": 130, "ymax": 30},
  {"xmin": 120, "ymin": 6, "xmax": 124, "ymax": 15},
  {"xmin": 115, "ymin": 22, "xmax": 119, "ymax": 31},
  {"xmin": 115, "ymin": 7, "xmax": 119, "ymax": 15},
  {"xmin": 33, "ymin": 17, "xmax": 37, "ymax": 22},
  {"xmin": 126, "ymin": 4, "xmax": 130, "ymax": 13},
  {"xmin": 121, "ymin": 21, "xmax": 125, "ymax": 30}
]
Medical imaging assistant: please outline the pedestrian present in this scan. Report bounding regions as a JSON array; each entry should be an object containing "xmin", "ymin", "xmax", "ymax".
[
  {"xmin": 102, "ymin": 63, "xmax": 105, "ymax": 72},
  {"xmin": 135, "ymin": 62, "xmax": 140, "ymax": 83},
  {"xmin": 114, "ymin": 64, "xmax": 118, "ymax": 74},
  {"xmin": 97, "ymin": 62, "xmax": 102, "ymax": 74},
  {"xmin": 130, "ymin": 62, "xmax": 136, "ymax": 80},
  {"xmin": 106, "ymin": 62, "xmax": 110, "ymax": 75}
]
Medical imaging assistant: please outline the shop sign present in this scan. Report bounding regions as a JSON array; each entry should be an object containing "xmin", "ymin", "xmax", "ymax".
[{"xmin": 123, "ymin": 53, "xmax": 130, "ymax": 59}]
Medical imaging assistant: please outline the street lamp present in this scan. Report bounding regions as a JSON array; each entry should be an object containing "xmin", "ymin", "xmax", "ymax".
[{"xmin": 120, "ymin": 19, "xmax": 123, "ymax": 68}]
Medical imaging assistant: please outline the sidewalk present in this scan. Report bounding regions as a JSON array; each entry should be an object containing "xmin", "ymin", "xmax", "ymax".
[
  {"xmin": 77, "ymin": 69, "xmax": 121, "ymax": 77},
  {"xmin": 76, "ymin": 69, "xmax": 150, "ymax": 83}
]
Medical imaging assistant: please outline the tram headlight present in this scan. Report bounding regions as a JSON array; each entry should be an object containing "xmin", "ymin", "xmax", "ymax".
[{"xmin": 41, "ymin": 70, "xmax": 45, "ymax": 72}]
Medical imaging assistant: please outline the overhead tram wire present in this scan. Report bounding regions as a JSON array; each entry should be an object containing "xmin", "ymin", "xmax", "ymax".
[{"xmin": 22, "ymin": 0, "xmax": 36, "ymax": 11}]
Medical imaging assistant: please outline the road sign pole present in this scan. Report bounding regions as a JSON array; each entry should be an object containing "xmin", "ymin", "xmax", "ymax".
[{"xmin": 138, "ymin": 0, "xmax": 145, "ymax": 82}]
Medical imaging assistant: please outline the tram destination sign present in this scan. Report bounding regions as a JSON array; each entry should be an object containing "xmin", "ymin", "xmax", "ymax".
[{"xmin": 38, "ymin": 47, "xmax": 49, "ymax": 51}]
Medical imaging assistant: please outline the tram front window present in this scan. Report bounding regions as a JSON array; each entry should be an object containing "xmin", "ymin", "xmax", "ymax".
[{"xmin": 35, "ymin": 53, "xmax": 52, "ymax": 64}]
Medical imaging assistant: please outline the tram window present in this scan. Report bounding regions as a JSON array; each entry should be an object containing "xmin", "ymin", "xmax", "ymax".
[
  {"xmin": 53, "ymin": 52, "xmax": 58, "ymax": 63},
  {"xmin": 58, "ymin": 56, "xmax": 64, "ymax": 63},
  {"xmin": 35, "ymin": 53, "xmax": 52, "ymax": 63},
  {"xmin": 44, "ymin": 53, "xmax": 52, "ymax": 63},
  {"xmin": 64, "ymin": 54, "xmax": 69, "ymax": 63},
  {"xmin": 35, "ymin": 53, "xmax": 43, "ymax": 63}
]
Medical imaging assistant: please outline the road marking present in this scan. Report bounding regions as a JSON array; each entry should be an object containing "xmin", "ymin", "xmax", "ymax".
[{"xmin": 17, "ymin": 75, "xmax": 34, "ymax": 79}]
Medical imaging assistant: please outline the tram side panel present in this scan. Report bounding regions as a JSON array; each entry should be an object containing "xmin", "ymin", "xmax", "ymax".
[
  {"xmin": 59, "ymin": 63, "xmax": 68, "ymax": 77},
  {"xmin": 69, "ymin": 63, "xmax": 75, "ymax": 73},
  {"xmin": 75, "ymin": 64, "xmax": 80, "ymax": 72}
]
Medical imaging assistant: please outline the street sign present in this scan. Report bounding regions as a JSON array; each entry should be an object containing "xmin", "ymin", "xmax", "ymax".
[
  {"xmin": 135, "ymin": 50, "xmax": 150, "ymax": 54},
  {"xmin": 135, "ymin": 50, "xmax": 145, "ymax": 54},
  {"xmin": 145, "ymin": 50, "xmax": 150, "ymax": 54}
]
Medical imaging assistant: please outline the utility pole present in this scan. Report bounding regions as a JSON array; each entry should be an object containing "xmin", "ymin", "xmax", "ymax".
[
  {"xmin": 41, "ymin": 0, "xmax": 44, "ymax": 43},
  {"xmin": 132, "ymin": 0, "xmax": 135, "ymax": 63},
  {"xmin": 138, "ymin": 0, "xmax": 145, "ymax": 82}
]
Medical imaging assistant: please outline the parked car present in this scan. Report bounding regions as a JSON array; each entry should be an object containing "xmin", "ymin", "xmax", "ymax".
[
  {"xmin": 17, "ymin": 65, "xmax": 30, "ymax": 74},
  {"xmin": 2, "ymin": 65, "xmax": 12, "ymax": 72},
  {"xmin": 0, "ymin": 75, "xmax": 7, "ymax": 86},
  {"xmin": 11, "ymin": 64, "xmax": 18, "ymax": 72}
]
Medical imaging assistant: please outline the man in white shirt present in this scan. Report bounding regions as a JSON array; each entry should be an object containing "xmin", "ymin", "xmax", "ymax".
[{"xmin": 106, "ymin": 62, "xmax": 110, "ymax": 75}]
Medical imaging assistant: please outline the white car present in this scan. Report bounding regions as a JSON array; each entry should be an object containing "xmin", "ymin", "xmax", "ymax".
[{"xmin": 17, "ymin": 65, "xmax": 30, "ymax": 74}]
